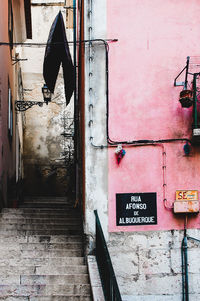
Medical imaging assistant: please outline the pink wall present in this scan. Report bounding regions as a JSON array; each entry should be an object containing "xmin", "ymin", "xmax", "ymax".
[
  {"xmin": 108, "ymin": 0, "xmax": 200, "ymax": 231},
  {"xmin": 0, "ymin": 1, "xmax": 16, "ymax": 205}
]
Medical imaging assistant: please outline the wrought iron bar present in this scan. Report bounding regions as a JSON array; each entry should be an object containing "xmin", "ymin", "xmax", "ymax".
[
  {"xmin": 94, "ymin": 210, "xmax": 122, "ymax": 301},
  {"xmin": 15, "ymin": 101, "xmax": 45, "ymax": 111}
]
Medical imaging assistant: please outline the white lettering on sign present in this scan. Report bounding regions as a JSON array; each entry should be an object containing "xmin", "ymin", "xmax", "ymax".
[
  {"xmin": 119, "ymin": 216, "xmax": 155, "ymax": 225},
  {"xmin": 119, "ymin": 218, "xmax": 125, "ymax": 224},
  {"xmin": 116, "ymin": 193, "xmax": 157, "ymax": 226},
  {"xmin": 124, "ymin": 216, "xmax": 155, "ymax": 224},
  {"xmin": 126, "ymin": 203, "xmax": 147, "ymax": 210},
  {"xmin": 131, "ymin": 196, "xmax": 141, "ymax": 202}
]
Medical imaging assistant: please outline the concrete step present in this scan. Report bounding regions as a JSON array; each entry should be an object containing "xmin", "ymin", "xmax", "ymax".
[
  {"xmin": 0, "ymin": 284, "xmax": 91, "ymax": 297},
  {"xmin": 20, "ymin": 275, "xmax": 89, "ymax": 285},
  {"xmin": 0, "ymin": 257, "xmax": 85, "ymax": 267},
  {"xmin": 0, "ymin": 265, "xmax": 88, "ymax": 276}
]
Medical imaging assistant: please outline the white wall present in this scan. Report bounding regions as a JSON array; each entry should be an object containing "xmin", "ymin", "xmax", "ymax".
[{"xmin": 83, "ymin": 0, "xmax": 108, "ymax": 250}]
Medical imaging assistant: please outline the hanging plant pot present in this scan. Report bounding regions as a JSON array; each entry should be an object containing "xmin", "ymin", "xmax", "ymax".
[{"xmin": 179, "ymin": 89, "xmax": 193, "ymax": 108}]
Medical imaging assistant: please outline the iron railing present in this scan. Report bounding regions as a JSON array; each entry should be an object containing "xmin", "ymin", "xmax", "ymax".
[{"xmin": 94, "ymin": 210, "xmax": 122, "ymax": 301}]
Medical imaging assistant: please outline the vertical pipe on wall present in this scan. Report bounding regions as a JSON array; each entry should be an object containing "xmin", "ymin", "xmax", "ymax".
[
  {"xmin": 182, "ymin": 217, "xmax": 189, "ymax": 301},
  {"xmin": 184, "ymin": 57, "xmax": 190, "ymax": 90},
  {"xmin": 193, "ymin": 73, "xmax": 198, "ymax": 129},
  {"xmin": 73, "ymin": 0, "xmax": 79, "ymax": 204}
]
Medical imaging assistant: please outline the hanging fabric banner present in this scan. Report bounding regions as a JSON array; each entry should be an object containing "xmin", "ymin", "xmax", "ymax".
[{"xmin": 43, "ymin": 11, "xmax": 75, "ymax": 106}]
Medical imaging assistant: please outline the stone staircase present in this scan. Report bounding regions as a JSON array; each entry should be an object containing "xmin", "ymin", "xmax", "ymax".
[{"xmin": 0, "ymin": 197, "xmax": 92, "ymax": 301}]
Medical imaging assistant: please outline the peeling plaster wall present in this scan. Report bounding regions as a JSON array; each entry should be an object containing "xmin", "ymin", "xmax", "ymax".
[
  {"xmin": 83, "ymin": 0, "xmax": 108, "ymax": 250},
  {"xmin": 21, "ymin": 0, "xmax": 74, "ymax": 196},
  {"xmin": 83, "ymin": 0, "xmax": 200, "ymax": 299}
]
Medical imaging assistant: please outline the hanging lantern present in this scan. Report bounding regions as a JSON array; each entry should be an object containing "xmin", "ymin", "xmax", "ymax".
[{"xmin": 179, "ymin": 89, "xmax": 193, "ymax": 108}]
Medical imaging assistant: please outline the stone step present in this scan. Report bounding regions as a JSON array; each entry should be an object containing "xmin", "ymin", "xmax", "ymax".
[
  {"xmin": 1, "ymin": 208, "xmax": 80, "ymax": 215},
  {"xmin": 0, "ymin": 224, "xmax": 81, "ymax": 231},
  {"xmin": 0, "ymin": 201, "xmax": 91, "ymax": 300},
  {"xmin": 0, "ymin": 297, "xmax": 92, "ymax": 301},
  {"xmin": 0, "ymin": 242, "xmax": 83, "ymax": 251},
  {"xmin": 23, "ymin": 199, "xmax": 69, "ymax": 204},
  {"xmin": 0, "ymin": 297, "xmax": 28, "ymax": 301},
  {"xmin": 0, "ymin": 284, "xmax": 91, "ymax": 297},
  {"xmin": 0, "ymin": 296, "xmax": 91, "ymax": 301},
  {"xmin": 0, "ymin": 235, "xmax": 82, "ymax": 244},
  {"xmin": 28, "ymin": 235, "xmax": 83, "ymax": 243},
  {"xmin": 0, "ymin": 218, "xmax": 81, "ymax": 225},
  {"xmin": 30, "ymin": 296, "xmax": 92, "ymax": 301},
  {"xmin": 0, "ymin": 275, "xmax": 88, "ymax": 286},
  {"xmin": 0, "ymin": 265, "xmax": 88, "ymax": 276},
  {"xmin": 0, "ymin": 257, "xmax": 85, "ymax": 267},
  {"xmin": 0, "ymin": 249, "xmax": 83, "ymax": 258},
  {"xmin": 1, "ymin": 214, "xmax": 80, "ymax": 220},
  {"xmin": 0, "ymin": 295, "xmax": 92, "ymax": 301},
  {"xmin": 0, "ymin": 229, "xmax": 82, "ymax": 236},
  {"xmin": 36, "ymin": 265, "xmax": 88, "ymax": 275},
  {"xmin": 19, "ymin": 204, "xmax": 74, "ymax": 209},
  {"xmin": 23, "ymin": 197, "xmax": 71, "ymax": 202},
  {"xmin": 20, "ymin": 275, "xmax": 89, "ymax": 285}
]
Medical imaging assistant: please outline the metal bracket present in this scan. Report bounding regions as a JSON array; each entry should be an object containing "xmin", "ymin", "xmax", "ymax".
[
  {"xmin": 175, "ymin": 82, "xmax": 185, "ymax": 87},
  {"xmin": 12, "ymin": 57, "xmax": 27, "ymax": 66},
  {"xmin": 15, "ymin": 101, "xmax": 45, "ymax": 112},
  {"xmin": 174, "ymin": 56, "xmax": 190, "ymax": 89}
]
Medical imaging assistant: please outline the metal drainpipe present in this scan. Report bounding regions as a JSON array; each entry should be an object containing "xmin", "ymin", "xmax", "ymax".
[
  {"xmin": 73, "ymin": 0, "xmax": 79, "ymax": 204},
  {"xmin": 193, "ymin": 73, "xmax": 198, "ymax": 130},
  {"xmin": 182, "ymin": 217, "xmax": 189, "ymax": 301}
]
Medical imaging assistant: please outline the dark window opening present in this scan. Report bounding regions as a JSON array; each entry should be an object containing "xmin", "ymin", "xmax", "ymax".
[
  {"xmin": 8, "ymin": 82, "xmax": 13, "ymax": 142},
  {"xmin": 8, "ymin": 0, "xmax": 13, "ymax": 51}
]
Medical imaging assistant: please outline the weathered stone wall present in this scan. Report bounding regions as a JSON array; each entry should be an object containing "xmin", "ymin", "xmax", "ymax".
[
  {"xmin": 108, "ymin": 229, "xmax": 200, "ymax": 300},
  {"xmin": 21, "ymin": 1, "xmax": 74, "ymax": 196}
]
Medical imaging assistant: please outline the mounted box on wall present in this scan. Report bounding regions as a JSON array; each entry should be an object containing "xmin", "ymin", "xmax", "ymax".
[
  {"xmin": 192, "ymin": 128, "xmax": 200, "ymax": 144},
  {"xmin": 174, "ymin": 190, "xmax": 199, "ymax": 214}
]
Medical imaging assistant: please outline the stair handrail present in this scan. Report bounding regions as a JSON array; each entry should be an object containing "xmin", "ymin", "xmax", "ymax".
[{"xmin": 94, "ymin": 210, "xmax": 122, "ymax": 301}]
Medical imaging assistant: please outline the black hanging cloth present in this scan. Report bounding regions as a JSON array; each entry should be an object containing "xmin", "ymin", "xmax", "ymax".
[{"xmin": 43, "ymin": 11, "xmax": 75, "ymax": 106}]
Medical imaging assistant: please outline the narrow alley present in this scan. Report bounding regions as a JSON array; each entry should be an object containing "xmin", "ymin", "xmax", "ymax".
[{"xmin": 2, "ymin": 0, "xmax": 200, "ymax": 300}]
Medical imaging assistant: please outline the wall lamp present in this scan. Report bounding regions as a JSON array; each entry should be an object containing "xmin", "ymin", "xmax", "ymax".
[{"xmin": 15, "ymin": 84, "xmax": 52, "ymax": 112}]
